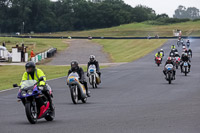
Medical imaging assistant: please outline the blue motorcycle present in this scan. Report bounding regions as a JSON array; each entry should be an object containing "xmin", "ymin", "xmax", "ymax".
[{"xmin": 13, "ymin": 77, "xmax": 55, "ymax": 124}]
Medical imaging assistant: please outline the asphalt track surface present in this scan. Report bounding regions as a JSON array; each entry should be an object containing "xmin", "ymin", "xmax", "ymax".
[
  {"xmin": 47, "ymin": 39, "xmax": 110, "ymax": 65},
  {"xmin": 0, "ymin": 39, "xmax": 200, "ymax": 133}
]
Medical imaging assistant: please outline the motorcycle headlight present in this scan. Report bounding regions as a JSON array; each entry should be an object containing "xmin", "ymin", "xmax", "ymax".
[
  {"xmin": 21, "ymin": 91, "xmax": 26, "ymax": 97},
  {"xmin": 38, "ymin": 86, "xmax": 44, "ymax": 90},
  {"xmin": 27, "ymin": 90, "xmax": 33, "ymax": 95}
]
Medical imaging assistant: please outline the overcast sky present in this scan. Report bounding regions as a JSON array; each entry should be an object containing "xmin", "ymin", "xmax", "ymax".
[
  {"xmin": 51, "ymin": 0, "xmax": 200, "ymax": 17},
  {"xmin": 124, "ymin": 0, "xmax": 200, "ymax": 17}
]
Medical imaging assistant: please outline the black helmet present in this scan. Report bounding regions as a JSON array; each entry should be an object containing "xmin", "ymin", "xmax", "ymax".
[
  {"xmin": 25, "ymin": 61, "xmax": 35, "ymax": 74},
  {"xmin": 71, "ymin": 60, "xmax": 79, "ymax": 71},
  {"xmin": 158, "ymin": 51, "xmax": 160, "ymax": 54}
]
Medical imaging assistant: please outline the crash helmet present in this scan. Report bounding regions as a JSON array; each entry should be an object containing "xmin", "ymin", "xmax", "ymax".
[
  {"xmin": 25, "ymin": 61, "xmax": 36, "ymax": 74},
  {"xmin": 71, "ymin": 60, "xmax": 79, "ymax": 71},
  {"xmin": 89, "ymin": 55, "xmax": 95, "ymax": 62}
]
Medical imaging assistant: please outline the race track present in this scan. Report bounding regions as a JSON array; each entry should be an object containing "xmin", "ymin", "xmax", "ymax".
[{"xmin": 0, "ymin": 39, "xmax": 200, "ymax": 133}]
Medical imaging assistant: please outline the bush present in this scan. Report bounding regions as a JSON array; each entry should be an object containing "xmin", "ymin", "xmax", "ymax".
[
  {"xmin": 193, "ymin": 18, "xmax": 200, "ymax": 22},
  {"xmin": 147, "ymin": 18, "xmax": 190, "ymax": 25}
]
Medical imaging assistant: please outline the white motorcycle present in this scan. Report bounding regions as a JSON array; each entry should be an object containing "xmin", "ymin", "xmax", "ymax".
[
  {"xmin": 88, "ymin": 65, "xmax": 100, "ymax": 88},
  {"xmin": 67, "ymin": 72, "xmax": 87, "ymax": 104}
]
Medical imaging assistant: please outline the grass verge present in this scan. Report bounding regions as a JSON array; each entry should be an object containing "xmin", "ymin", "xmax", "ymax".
[
  {"xmin": 0, "ymin": 37, "xmax": 68, "ymax": 55},
  {"xmin": 93, "ymin": 39, "xmax": 167, "ymax": 62},
  {"xmin": 34, "ymin": 20, "xmax": 200, "ymax": 37}
]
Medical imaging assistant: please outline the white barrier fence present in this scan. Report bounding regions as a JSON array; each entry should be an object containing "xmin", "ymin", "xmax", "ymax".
[{"xmin": 31, "ymin": 50, "xmax": 49, "ymax": 63}]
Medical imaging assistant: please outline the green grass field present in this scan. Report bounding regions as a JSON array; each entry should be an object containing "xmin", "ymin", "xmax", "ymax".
[
  {"xmin": 35, "ymin": 20, "xmax": 200, "ymax": 37},
  {"xmin": 0, "ymin": 37, "xmax": 68, "ymax": 55},
  {"xmin": 93, "ymin": 39, "xmax": 167, "ymax": 62}
]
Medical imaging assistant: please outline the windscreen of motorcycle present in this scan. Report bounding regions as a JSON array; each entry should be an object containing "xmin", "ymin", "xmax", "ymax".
[
  {"xmin": 68, "ymin": 72, "xmax": 79, "ymax": 79},
  {"xmin": 21, "ymin": 80, "xmax": 37, "ymax": 89},
  {"xmin": 165, "ymin": 64, "xmax": 173, "ymax": 70},
  {"xmin": 88, "ymin": 65, "xmax": 96, "ymax": 73}
]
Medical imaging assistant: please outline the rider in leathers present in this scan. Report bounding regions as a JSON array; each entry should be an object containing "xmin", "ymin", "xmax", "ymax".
[
  {"xmin": 68, "ymin": 60, "xmax": 90, "ymax": 97},
  {"xmin": 163, "ymin": 57, "xmax": 176, "ymax": 79},
  {"xmin": 180, "ymin": 53, "xmax": 191, "ymax": 73},
  {"xmin": 87, "ymin": 55, "xmax": 101, "ymax": 78},
  {"xmin": 20, "ymin": 61, "xmax": 54, "ymax": 110}
]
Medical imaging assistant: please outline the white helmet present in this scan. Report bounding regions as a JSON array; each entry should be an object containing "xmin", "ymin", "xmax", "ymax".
[
  {"xmin": 160, "ymin": 49, "xmax": 163, "ymax": 51},
  {"xmin": 89, "ymin": 55, "xmax": 95, "ymax": 62}
]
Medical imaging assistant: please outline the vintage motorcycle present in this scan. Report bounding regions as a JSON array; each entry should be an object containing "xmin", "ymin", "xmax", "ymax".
[
  {"xmin": 88, "ymin": 65, "xmax": 101, "ymax": 88},
  {"xmin": 67, "ymin": 72, "xmax": 87, "ymax": 104}
]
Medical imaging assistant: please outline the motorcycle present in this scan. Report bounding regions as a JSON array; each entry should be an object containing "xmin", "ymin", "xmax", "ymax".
[
  {"xmin": 67, "ymin": 72, "xmax": 87, "ymax": 104},
  {"xmin": 88, "ymin": 65, "xmax": 101, "ymax": 88},
  {"xmin": 155, "ymin": 57, "xmax": 162, "ymax": 66},
  {"xmin": 177, "ymin": 41, "xmax": 181, "ymax": 47},
  {"xmin": 188, "ymin": 52, "xmax": 192, "ymax": 59},
  {"xmin": 186, "ymin": 42, "xmax": 190, "ymax": 48},
  {"xmin": 13, "ymin": 77, "xmax": 55, "ymax": 124},
  {"xmin": 182, "ymin": 61, "xmax": 189, "ymax": 76},
  {"xmin": 174, "ymin": 56, "xmax": 181, "ymax": 69},
  {"xmin": 181, "ymin": 39, "xmax": 184, "ymax": 45},
  {"xmin": 165, "ymin": 64, "xmax": 174, "ymax": 84}
]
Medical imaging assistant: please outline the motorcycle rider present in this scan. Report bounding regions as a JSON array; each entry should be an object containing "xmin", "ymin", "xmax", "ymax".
[
  {"xmin": 20, "ymin": 61, "xmax": 54, "ymax": 110},
  {"xmin": 186, "ymin": 40, "xmax": 190, "ymax": 48},
  {"xmin": 160, "ymin": 49, "xmax": 164, "ymax": 57},
  {"xmin": 169, "ymin": 50, "xmax": 175, "ymax": 58},
  {"xmin": 177, "ymin": 40, "xmax": 181, "ymax": 46},
  {"xmin": 68, "ymin": 60, "xmax": 90, "ymax": 97},
  {"xmin": 163, "ymin": 57, "xmax": 176, "ymax": 79},
  {"xmin": 181, "ymin": 38, "xmax": 184, "ymax": 44},
  {"xmin": 171, "ymin": 45, "xmax": 176, "ymax": 49},
  {"xmin": 180, "ymin": 53, "xmax": 191, "ymax": 73},
  {"xmin": 174, "ymin": 52, "xmax": 180, "ymax": 58},
  {"xmin": 155, "ymin": 51, "xmax": 163, "ymax": 61},
  {"xmin": 188, "ymin": 48, "xmax": 192, "ymax": 58},
  {"xmin": 87, "ymin": 55, "xmax": 101, "ymax": 78}
]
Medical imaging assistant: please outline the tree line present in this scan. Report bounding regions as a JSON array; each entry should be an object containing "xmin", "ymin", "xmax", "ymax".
[
  {"xmin": 0, "ymin": 0, "xmax": 199, "ymax": 33},
  {"xmin": 0, "ymin": 0, "xmax": 158, "ymax": 33}
]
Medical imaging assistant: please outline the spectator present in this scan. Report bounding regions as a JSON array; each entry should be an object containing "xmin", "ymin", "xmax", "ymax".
[
  {"xmin": 2, "ymin": 42, "xmax": 6, "ymax": 47},
  {"xmin": 21, "ymin": 44, "xmax": 25, "ymax": 62},
  {"xmin": 30, "ymin": 49, "xmax": 35, "ymax": 58}
]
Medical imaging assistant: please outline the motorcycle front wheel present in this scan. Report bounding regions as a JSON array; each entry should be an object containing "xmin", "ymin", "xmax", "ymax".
[
  {"xmin": 168, "ymin": 73, "xmax": 171, "ymax": 84},
  {"xmin": 70, "ymin": 86, "xmax": 78, "ymax": 104},
  {"xmin": 25, "ymin": 102, "xmax": 37, "ymax": 124},
  {"xmin": 185, "ymin": 67, "xmax": 187, "ymax": 76}
]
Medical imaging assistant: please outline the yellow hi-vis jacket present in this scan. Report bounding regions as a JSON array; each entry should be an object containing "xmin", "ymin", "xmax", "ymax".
[
  {"xmin": 171, "ymin": 45, "xmax": 176, "ymax": 49},
  {"xmin": 20, "ymin": 68, "xmax": 46, "ymax": 86},
  {"xmin": 155, "ymin": 53, "xmax": 163, "ymax": 58}
]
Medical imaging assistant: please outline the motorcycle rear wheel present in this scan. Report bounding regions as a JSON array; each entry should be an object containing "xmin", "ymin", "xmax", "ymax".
[{"xmin": 45, "ymin": 104, "xmax": 55, "ymax": 121}]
